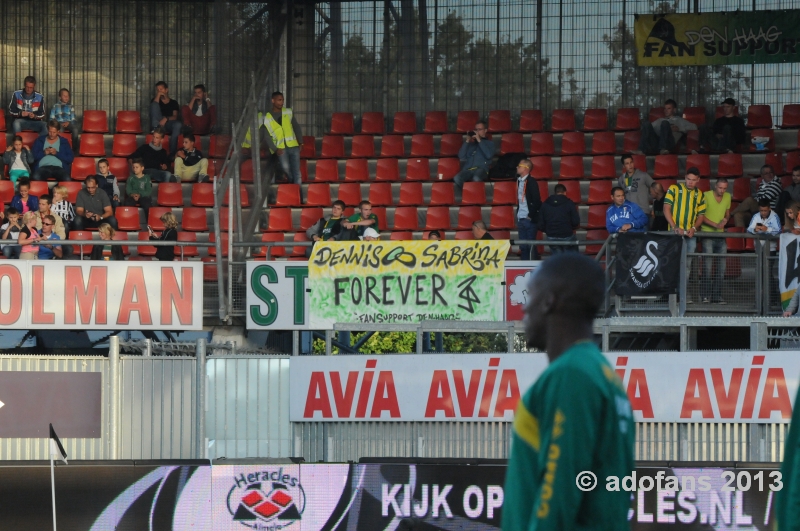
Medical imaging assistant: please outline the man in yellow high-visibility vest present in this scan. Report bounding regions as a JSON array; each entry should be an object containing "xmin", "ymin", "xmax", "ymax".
[{"xmin": 242, "ymin": 91, "xmax": 304, "ymax": 185}]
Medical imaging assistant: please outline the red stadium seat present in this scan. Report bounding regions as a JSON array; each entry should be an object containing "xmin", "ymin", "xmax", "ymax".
[
  {"xmin": 320, "ymin": 135, "xmax": 345, "ymax": 158},
  {"xmin": 406, "ymin": 158, "xmax": 431, "ymax": 181},
  {"xmin": 410, "ymin": 134, "xmax": 434, "ymax": 157},
  {"xmin": 70, "ymin": 157, "xmax": 96, "ymax": 181},
  {"xmin": 591, "ymin": 131, "xmax": 616, "ymax": 155},
  {"xmin": 788, "ymin": 151, "xmax": 800, "ymax": 172},
  {"xmin": 112, "ymin": 134, "xmax": 138, "ymax": 157},
  {"xmin": 58, "ymin": 132, "xmax": 73, "ymax": 148},
  {"xmin": 454, "ymin": 230, "xmax": 472, "ymax": 240},
  {"xmin": 439, "ymin": 133, "xmax": 462, "ymax": 157},
  {"xmin": 253, "ymin": 233, "xmax": 287, "ymax": 259},
  {"xmin": 461, "ymin": 182, "xmax": 487, "ymax": 205},
  {"xmin": 344, "ymin": 159, "xmax": 369, "ymax": 182},
  {"xmin": 491, "ymin": 181, "xmax": 516, "ymax": 205},
  {"xmin": 208, "ymin": 135, "xmax": 231, "ymax": 158},
  {"xmin": 372, "ymin": 206, "xmax": 388, "ymax": 230},
  {"xmin": 456, "ymin": 111, "xmax": 480, "ymax": 133},
  {"xmin": 622, "ymin": 130, "xmax": 641, "ymax": 153},
  {"xmin": 398, "ymin": 182, "xmax": 423, "ymax": 206},
  {"xmin": 782, "ymin": 105, "xmax": 800, "ymax": 128},
  {"xmin": 330, "ymin": 112, "xmax": 355, "ymax": 135},
  {"xmin": 361, "ymin": 112, "xmax": 385, "ymax": 134},
  {"xmin": 220, "ymin": 184, "xmax": 249, "ymax": 208},
  {"xmin": 274, "ymin": 184, "xmax": 302, "ymax": 207},
  {"xmin": 531, "ymin": 156, "xmax": 553, "ymax": 180},
  {"xmin": 116, "ymin": 111, "xmax": 142, "ymax": 133},
  {"xmin": 649, "ymin": 107, "xmax": 665, "ymax": 122},
  {"xmin": 0, "ymin": 181, "xmax": 14, "ymax": 203},
  {"xmin": 313, "ymin": 159, "xmax": 340, "ymax": 182},
  {"xmin": 350, "ymin": 135, "xmax": 376, "ymax": 158},
  {"xmin": 300, "ymin": 136, "xmax": 316, "ymax": 159},
  {"xmin": 500, "ymin": 133, "xmax": 525, "ymax": 155},
  {"xmin": 488, "ymin": 110, "xmax": 512, "ymax": 133},
  {"xmin": 538, "ymin": 181, "xmax": 549, "ymax": 201},
  {"xmin": 70, "ymin": 231, "xmax": 94, "ymax": 256},
  {"xmin": 367, "ymin": 182, "xmax": 392, "ymax": 206},
  {"xmin": 82, "ymin": 110, "xmax": 108, "ymax": 133},
  {"xmin": 175, "ymin": 232, "xmax": 198, "ymax": 258},
  {"xmin": 147, "ymin": 207, "xmax": 171, "ymax": 230},
  {"xmin": 686, "ymin": 154, "xmax": 711, "ymax": 177},
  {"xmin": 424, "ymin": 111, "xmax": 449, "ymax": 134},
  {"xmin": 393, "ymin": 112, "xmax": 417, "ymax": 134},
  {"xmin": 115, "ymin": 206, "xmax": 141, "ymax": 231},
  {"xmin": 290, "ymin": 232, "xmax": 310, "ymax": 257},
  {"xmin": 718, "ymin": 153, "xmax": 743, "ymax": 177},
  {"xmin": 582, "ymin": 108, "xmax": 608, "ymax": 131},
  {"xmin": 437, "ymin": 158, "xmax": 460, "ymax": 181},
  {"xmin": 682, "ymin": 106, "xmax": 707, "ymax": 126},
  {"xmin": 430, "ymin": 182, "xmax": 455, "ymax": 206},
  {"xmin": 489, "ymin": 206, "xmax": 515, "ymax": 229},
  {"xmin": 306, "ymin": 183, "xmax": 332, "ymax": 207},
  {"xmin": 380, "ymin": 135, "xmax": 405, "ymax": 157},
  {"xmin": 18, "ymin": 132, "xmax": 38, "ymax": 149},
  {"xmin": 632, "ymin": 154, "xmax": 647, "ymax": 173},
  {"xmin": 732, "ymin": 178, "xmax": 751, "ymax": 202},
  {"xmin": 181, "ymin": 207, "xmax": 210, "ymax": 231},
  {"xmin": 586, "ymin": 205, "xmax": 607, "ymax": 229},
  {"xmin": 560, "ymin": 132, "xmax": 586, "ymax": 155},
  {"xmin": 653, "ymin": 154, "xmax": 679, "ymax": 178},
  {"xmin": 0, "ymin": 114, "xmax": 5, "ymax": 131},
  {"xmin": 746, "ymin": 105, "xmax": 772, "ymax": 129},
  {"xmin": 425, "ymin": 206, "xmax": 451, "ymax": 230},
  {"xmin": 519, "ymin": 110, "xmax": 543, "ymax": 132},
  {"xmin": 375, "ymin": 158, "xmax": 400, "ymax": 181},
  {"xmin": 715, "ymin": 105, "xmax": 739, "ymax": 120},
  {"xmin": 559, "ymin": 181, "xmax": 581, "ymax": 204},
  {"xmin": 530, "ymin": 132, "xmax": 555, "ymax": 156},
  {"xmin": 137, "ymin": 231, "xmax": 156, "ymax": 256},
  {"xmin": 393, "ymin": 206, "xmax": 419, "ymax": 230},
  {"xmin": 584, "ymin": 230, "xmax": 609, "ymax": 255},
  {"xmin": 558, "ymin": 156, "xmax": 585, "ymax": 179},
  {"xmin": 764, "ymin": 152, "xmax": 785, "ymax": 176},
  {"xmin": 591, "ymin": 156, "xmax": 616, "ymax": 179},
  {"xmin": 202, "ymin": 257, "xmax": 219, "ymax": 280},
  {"xmin": 208, "ymin": 232, "xmax": 229, "ymax": 257},
  {"xmin": 157, "ymin": 182, "xmax": 184, "ymax": 207},
  {"xmin": 300, "ymin": 207, "xmax": 323, "ymax": 231},
  {"xmin": 725, "ymin": 227, "xmax": 746, "ymax": 252},
  {"xmin": 749, "ymin": 128, "xmax": 775, "ymax": 152},
  {"xmin": 29, "ymin": 181, "xmax": 48, "ymax": 197},
  {"xmin": 191, "ymin": 183, "xmax": 214, "ymax": 207},
  {"xmin": 551, "ymin": 109, "xmax": 576, "ymax": 132},
  {"xmin": 685, "ymin": 130, "xmax": 700, "ymax": 153},
  {"xmin": 614, "ymin": 108, "xmax": 640, "ymax": 131},
  {"xmin": 457, "ymin": 206, "xmax": 482, "ymax": 229},
  {"xmin": 696, "ymin": 178, "xmax": 711, "ymax": 193},
  {"xmin": 265, "ymin": 208, "xmax": 293, "ymax": 232},
  {"xmin": 79, "ymin": 133, "xmax": 105, "ymax": 157},
  {"xmin": 62, "ymin": 181, "xmax": 82, "ymax": 203},
  {"xmin": 107, "ymin": 158, "xmax": 130, "ymax": 181},
  {"xmin": 588, "ymin": 180, "xmax": 612, "ymax": 205},
  {"xmin": 391, "ymin": 231, "xmax": 414, "ymax": 241}
]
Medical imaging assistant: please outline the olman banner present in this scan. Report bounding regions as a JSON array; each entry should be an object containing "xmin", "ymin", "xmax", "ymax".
[
  {"xmin": 307, "ymin": 241, "xmax": 509, "ymax": 329},
  {"xmin": 635, "ymin": 10, "xmax": 800, "ymax": 66}
]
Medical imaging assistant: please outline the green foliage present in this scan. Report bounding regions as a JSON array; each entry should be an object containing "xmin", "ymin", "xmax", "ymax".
[{"xmin": 312, "ymin": 331, "xmax": 507, "ymax": 354}]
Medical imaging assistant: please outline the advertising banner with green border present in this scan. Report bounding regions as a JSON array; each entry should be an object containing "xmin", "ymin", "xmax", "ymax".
[
  {"xmin": 308, "ymin": 240, "xmax": 509, "ymax": 329},
  {"xmin": 635, "ymin": 11, "xmax": 800, "ymax": 66}
]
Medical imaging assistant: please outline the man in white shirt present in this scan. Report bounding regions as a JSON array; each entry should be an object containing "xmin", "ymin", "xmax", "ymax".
[
  {"xmin": 638, "ymin": 99, "xmax": 697, "ymax": 155},
  {"xmin": 746, "ymin": 198, "xmax": 781, "ymax": 253}
]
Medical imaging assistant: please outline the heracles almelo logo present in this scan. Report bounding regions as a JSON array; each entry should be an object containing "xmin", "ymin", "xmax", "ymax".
[
  {"xmin": 227, "ymin": 469, "xmax": 306, "ymax": 530},
  {"xmin": 629, "ymin": 240, "xmax": 659, "ymax": 288}
]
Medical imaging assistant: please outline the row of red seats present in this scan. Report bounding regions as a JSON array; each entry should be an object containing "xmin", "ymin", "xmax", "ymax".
[
  {"xmin": 100, "ymin": 205, "xmax": 238, "ymax": 233},
  {"xmin": 69, "ymin": 230, "xmax": 208, "ymax": 257},
  {"xmin": 0, "ymin": 110, "xmax": 144, "ymax": 134}
]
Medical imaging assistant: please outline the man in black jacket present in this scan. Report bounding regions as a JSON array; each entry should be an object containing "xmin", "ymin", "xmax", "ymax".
[
  {"xmin": 515, "ymin": 159, "xmax": 542, "ymax": 260},
  {"xmin": 129, "ymin": 127, "xmax": 175, "ymax": 182},
  {"xmin": 700, "ymin": 98, "xmax": 747, "ymax": 153},
  {"xmin": 537, "ymin": 183, "xmax": 580, "ymax": 254}
]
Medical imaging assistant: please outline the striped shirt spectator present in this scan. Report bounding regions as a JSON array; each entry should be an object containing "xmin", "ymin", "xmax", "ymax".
[
  {"xmin": 664, "ymin": 180, "xmax": 706, "ymax": 231},
  {"xmin": 733, "ymin": 165, "xmax": 782, "ymax": 227}
]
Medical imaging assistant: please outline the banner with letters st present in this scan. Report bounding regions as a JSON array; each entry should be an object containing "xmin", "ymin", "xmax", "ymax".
[
  {"xmin": 615, "ymin": 233, "xmax": 682, "ymax": 296},
  {"xmin": 779, "ymin": 233, "xmax": 800, "ymax": 310}
]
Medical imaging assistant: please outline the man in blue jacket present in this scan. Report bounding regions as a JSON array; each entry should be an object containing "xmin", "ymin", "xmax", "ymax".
[
  {"xmin": 454, "ymin": 121, "xmax": 495, "ymax": 190},
  {"xmin": 606, "ymin": 186, "xmax": 648, "ymax": 234},
  {"xmin": 9, "ymin": 76, "xmax": 47, "ymax": 135},
  {"xmin": 31, "ymin": 120, "xmax": 74, "ymax": 182}
]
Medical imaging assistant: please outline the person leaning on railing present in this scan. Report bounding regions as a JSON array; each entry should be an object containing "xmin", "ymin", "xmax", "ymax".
[
  {"xmin": 90, "ymin": 223, "xmax": 123, "ymax": 261},
  {"xmin": 149, "ymin": 211, "xmax": 178, "ymax": 261}
]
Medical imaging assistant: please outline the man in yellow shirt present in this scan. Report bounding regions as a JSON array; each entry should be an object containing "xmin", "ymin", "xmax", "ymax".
[
  {"xmin": 700, "ymin": 178, "xmax": 731, "ymax": 304},
  {"xmin": 242, "ymin": 91, "xmax": 304, "ymax": 185}
]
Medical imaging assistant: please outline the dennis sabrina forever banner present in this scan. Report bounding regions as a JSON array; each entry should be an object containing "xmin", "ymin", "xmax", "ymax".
[
  {"xmin": 634, "ymin": 10, "xmax": 800, "ymax": 66},
  {"xmin": 307, "ymin": 240, "xmax": 509, "ymax": 328}
]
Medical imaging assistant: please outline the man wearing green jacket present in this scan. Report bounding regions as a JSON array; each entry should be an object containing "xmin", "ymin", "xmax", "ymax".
[
  {"xmin": 778, "ymin": 387, "xmax": 800, "ymax": 530},
  {"xmin": 502, "ymin": 254, "xmax": 635, "ymax": 531}
]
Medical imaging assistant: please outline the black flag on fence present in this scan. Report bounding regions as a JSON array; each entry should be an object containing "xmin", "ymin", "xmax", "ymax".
[{"xmin": 615, "ymin": 233, "xmax": 683, "ymax": 296}]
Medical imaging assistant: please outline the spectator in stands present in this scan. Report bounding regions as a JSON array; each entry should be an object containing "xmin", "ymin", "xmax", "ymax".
[
  {"xmin": 618, "ymin": 154, "xmax": 653, "ymax": 214},
  {"xmin": 747, "ymin": 198, "xmax": 781, "ymax": 253},
  {"xmin": 73, "ymin": 175, "xmax": 117, "ymax": 231},
  {"xmin": 17, "ymin": 211, "xmax": 40, "ymax": 259},
  {"xmin": 538, "ymin": 183, "xmax": 579, "ymax": 253},
  {"xmin": 49, "ymin": 88, "xmax": 78, "ymax": 145},
  {"xmin": 700, "ymin": 98, "xmax": 747, "ymax": 153},
  {"xmin": 731, "ymin": 164, "xmax": 782, "ymax": 227},
  {"xmin": 35, "ymin": 195, "xmax": 65, "ymax": 239},
  {"xmin": 8, "ymin": 76, "xmax": 46, "ymax": 135},
  {"xmin": 362, "ymin": 227, "xmax": 380, "ymax": 241},
  {"xmin": 700, "ymin": 178, "xmax": 731, "ymax": 304},
  {"xmin": 638, "ymin": 99, "xmax": 697, "ymax": 155},
  {"xmin": 427, "ymin": 230, "xmax": 441, "ymax": 240},
  {"xmin": 784, "ymin": 202, "xmax": 800, "ymax": 235},
  {"xmin": 606, "ymin": 186, "xmax": 648, "ymax": 234},
  {"xmin": 51, "ymin": 185, "xmax": 76, "ymax": 230},
  {"xmin": 454, "ymin": 121, "xmax": 495, "ymax": 190},
  {"xmin": 516, "ymin": 159, "xmax": 541, "ymax": 260},
  {"xmin": 311, "ymin": 200, "xmax": 345, "ymax": 242},
  {"xmin": 37, "ymin": 214, "xmax": 62, "ymax": 260},
  {"xmin": 649, "ymin": 182, "xmax": 668, "ymax": 231},
  {"xmin": 149, "ymin": 81, "xmax": 182, "ymax": 154},
  {"xmin": 342, "ymin": 200, "xmax": 378, "ymax": 240},
  {"xmin": 174, "ymin": 134, "xmax": 209, "ymax": 182},
  {"xmin": 149, "ymin": 211, "xmax": 178, "ymax": 261},
  {"xmin": 11, "ymin": 179, "xmax": 39, "ymax": 214},
  {"xmin": 471, "ymin": 220, "xmax": 494, "ymax": 240},
  {"xmin": 124, "ymin": 159, "xmax": 152, "ymax": 220},
  {"xmin": 130, "ymin": 127, "xmax": 174, "ymax": 183},
  {"xmin": 243, "ymin": 91, "xmax": 304, "ymax": 186},
  {"xmin": 3, "ymin": 135, "xmax": 34, "ymax": 185},
  {"xmin": 1, "ymin": 208, "xmax": 21, "ymax": 258},
  {"xmin": 182, "ymin": 84, "xmax": 217, "ymax": 136},
  {"xmin": 93, "ymin": 159, "xmax": 120, "ymax": 209},
  {"xmin": 665, "ymin": 168, "xmax": 706, "ymax": 302},
  {"xmin": 90, "ymin": 223, "xmax": 124, "ymax": 261},
  {"xmin": 31, "ymin": 120, "xmax": 74, "ymax": 182}
]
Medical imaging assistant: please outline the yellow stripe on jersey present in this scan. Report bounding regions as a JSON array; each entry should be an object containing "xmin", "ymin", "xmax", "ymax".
[
  {"xmin": 664, "ymin": 184, "xmax": 706, "ymax": 230},
  {"xmin": 513, "ymin": 401, "xmax": 541, "ymax": 451}
]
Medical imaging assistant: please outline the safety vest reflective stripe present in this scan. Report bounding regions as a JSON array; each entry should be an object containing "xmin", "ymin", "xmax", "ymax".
[{"xmin": 264, "ymin": 108, "xmax": 299, "ymax": 150}]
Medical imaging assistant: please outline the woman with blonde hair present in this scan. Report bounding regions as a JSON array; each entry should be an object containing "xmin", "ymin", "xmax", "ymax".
[
  {"xmin": 90, "ymin": 223, "xmax": 124, "ymax": 261},
  {"xmin": 17, "ymin": 211, "xmax": 40, "ymax": 259},
  {"xmin": 149, "ymin": 211, "xmax": 178, "ymax": 261}
]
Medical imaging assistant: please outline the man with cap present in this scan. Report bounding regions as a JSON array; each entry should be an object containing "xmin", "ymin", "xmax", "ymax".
[
  {"xmin": 361, "ymin": 227, "xmax": 380, "ymax": 241},
  {"xmin": 700, "ymin": 98, "xmax": 747, "ymax": 153}
]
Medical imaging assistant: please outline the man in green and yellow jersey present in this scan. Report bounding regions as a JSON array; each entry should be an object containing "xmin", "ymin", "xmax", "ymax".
[
  {"xmin": 664, "ymin": 167, "xmax": 706, "ymax": 303},
  {"xmin": 502, "ymin": 254, "xmax": 635, "ymax": 531},
  {"xmin": 343, "ymin": 200, "xmax": 379, "ymax": 240},
  {"xmin": 700, "ymin": 178, "xmax": 731, "ymax": 304}
]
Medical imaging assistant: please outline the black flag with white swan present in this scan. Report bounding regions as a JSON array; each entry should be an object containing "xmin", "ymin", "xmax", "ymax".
[{"xmin": 615, "ymin": 233, "xmax": 682, "ymax": 295}]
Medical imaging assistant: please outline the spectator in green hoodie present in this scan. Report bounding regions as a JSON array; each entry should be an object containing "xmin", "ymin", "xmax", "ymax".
[{"xmin": 124, "ymin": 158, "xmax": 152, "ymax": 223}]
